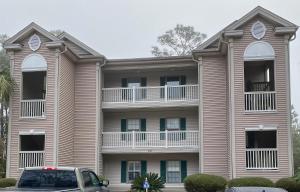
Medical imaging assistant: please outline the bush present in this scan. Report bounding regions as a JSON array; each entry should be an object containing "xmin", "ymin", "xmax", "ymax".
[
  {"xmin": 228, "ymin": 177, "xmax": 274, "ymax": 188},
  {"xmin": 184, "ymin": 174, "xmax": 227, "ymax": 192},
  {"xmin": 275, "ymin": 177, "xmax": 300, "ymax": 192},
  {"xmin": 97, "ymin": 175, "xmax": 109, "ymax": 186},
  {"xmin": 131, "ymin": 172, "xmax": 165, "ymax": 192},
  {"xmin": 0, "ymin": 178, "xmax": 17, "ymax": 188}
]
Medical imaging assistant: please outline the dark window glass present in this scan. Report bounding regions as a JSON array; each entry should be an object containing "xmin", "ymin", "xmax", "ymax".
[{"xmin": 18, "ymin": 170, "xmax": 78, "ymax": 189}]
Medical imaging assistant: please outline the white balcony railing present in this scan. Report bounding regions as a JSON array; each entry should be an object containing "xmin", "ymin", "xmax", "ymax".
[
  {"xmin": 244, "ymin": 91, "xmax": 276, "ymax": 112},
  {"xmin": 102, "ymin": 130, "xmax": 199, "ymax": 149},
  {"xmin": 21, "ymin": 99, "xmax": 45, "ymax": 118},
  {"xmin": 246, "ymin": 148, "xmax": 278, "ymax": 169},
  {"xmin": 102, "ymin": 85, "xmax": 198, "ymax": 103},
  {"xmin": 19, "ymin": 151, "xmax": 45, "ymax": 168}
]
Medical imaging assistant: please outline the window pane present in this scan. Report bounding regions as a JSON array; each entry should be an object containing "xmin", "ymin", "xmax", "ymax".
[
  {"xmin": 128, "ymin": 82, "xmax": 141, "ymax": 88},
  {"xmin": 167, "ymin": 161, "xmax": 181, "ymax": 183},
  {"xmin": 166, "ymin": 118, "xmax": 180, "ymax": 130},
  {"xmin": 128, "ymin": 161, "xmax": 141, "ymax": 182},
  {"xmin": 127, "ymin": 119, "xmax": 140, "ymax": 131},
  {"xmin": 166, "ymin": 81, "xmax": 180, "ymax": 86}
]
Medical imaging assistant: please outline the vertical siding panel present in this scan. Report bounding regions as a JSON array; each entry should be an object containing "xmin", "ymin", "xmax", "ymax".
[
  {"xmin": 202, "ymin": 56, "xmax": 229, "ymax": 178},
  {"xmin": 73, "ymin": 63, "xmax": 96, "ymax": 170},
  {"xmin": 57, "ymin": 55, "xmax": 75, "ymax": 166}
]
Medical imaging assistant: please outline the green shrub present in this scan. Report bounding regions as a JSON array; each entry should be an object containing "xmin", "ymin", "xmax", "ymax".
[
  {"xmin": 131, "ymin": 172, "xmax": 165, "ymax": 192},
  {"xmin": 97, "ymin": 175, "xmax": 109, "ymax": 186},
  {"xmin": 0, "ymin": 178, "xmax": 17, "ymax": 188},
  {"xmin": 293, "ymin": 168, "xmax": 300, "ymax": 182},
  {"xmin": 275, "ymin": 177, "xmax": 300, "ymax": 192},
  {"xmin": 228, "ymin": 177, "xmax": 274, "ymax": 188},
  {"xmin": 184, "ymin": 174, "xmax": 227, "ymax": 192}
]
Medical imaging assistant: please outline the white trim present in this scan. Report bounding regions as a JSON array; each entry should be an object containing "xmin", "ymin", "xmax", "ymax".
[
  {"xmin": 228, "ymin": 38, "xmax": 236, "ymax": 179},
  {"xmin": 19, "ymin": 130, "xmax": 45, "ymax": 135},
  {"xmin": 244, "ymin": 41, "xmax": 275, "ymax": 61},
  {"xmin": 53, "ymin": 49, "xmax": 60, "ymax": 167},
  {"xmin": 197, "ymin": 57, "xmax": 204, "ymax": 173},
  {"xmin": 285, "ymin": 35, "xmax": 293, "ymax": 176},
  {"xmin": 251, "ymin": 21, "xmax": 266, "ymax": 40},
  {"xmin": 28, "ymin": 34, "xmax": 41, "ymax": 51},
  {"xmin": 22, "ymin": 53, "xmax": 47, "ymax": 72},
  {"xmin": 245, "ymin": 125, "xmax": 278, "ymax": 131},
  {"xmin": 95, "ymin": 62, "xmax": 100, "ymax": 174}
]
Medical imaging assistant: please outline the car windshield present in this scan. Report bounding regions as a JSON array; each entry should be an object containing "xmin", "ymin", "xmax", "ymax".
[{"xmin": 18, "ymin": 170, "xmax": 78, "ymax": 189}]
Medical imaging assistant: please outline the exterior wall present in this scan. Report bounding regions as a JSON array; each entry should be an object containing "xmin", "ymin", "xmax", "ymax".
[
  {"xmin": 73, "ymin": 62, "xmax": 97, "ymax": 170},
  {"xmin": 103, "ymin": 153, "xmax": 199, "ymax": 185},
  {"xmin": 9, "ymin": 33, "xmax": 57, "ymax": 177},
  {"xmin": 202, "ymin": 56, "xmax": 229, "ymax": 178},
  {"xmin": 57, "ymin": 54, "xmax": 75, "ymax": 166},
  {"xmin": 104, "ymin": 69, "xmax": 198, "ymax": 88},
  {"xmin": 233, "ymin": 16, "xmax": 290, "ymax": 180},
  {"xmin": 103, "ymin": 109, "xmax": 198, "ymax": 132}
]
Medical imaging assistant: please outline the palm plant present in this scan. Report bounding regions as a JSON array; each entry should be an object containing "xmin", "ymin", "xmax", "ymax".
[{"xmin": 131, "ymin": 172, "xmax": 165, "ymax": 192}]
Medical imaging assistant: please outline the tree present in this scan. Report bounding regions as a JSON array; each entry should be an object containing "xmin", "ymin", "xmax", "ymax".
[
  {"xmin": 0, "ymin": 34, "xmax": 14, "ymax": 177},
  {"xmin": 151, "ymin": 24, "xmax": 207, "ymax": 57},
  {"xmin": 292, "ymin": 105, "xmax": 300, "ymax": 174}
]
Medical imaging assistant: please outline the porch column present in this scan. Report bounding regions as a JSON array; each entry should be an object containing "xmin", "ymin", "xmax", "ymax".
[{"xmin": 197, "ymin": 57, "xmax": 204, "ymax": 173}]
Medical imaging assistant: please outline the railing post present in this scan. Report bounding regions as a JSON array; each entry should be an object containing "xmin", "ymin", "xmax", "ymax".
[
  {"xmin": 132, "ymin": 131, "xmax": 135, "ymax": 149},
  {"xmin": 164, "ymin": 85, "xmax": 168, "ymax": 102},
  {"xmin": 133, "ymin": 86, "xmax": 136, "ymax": 103},
  {"xmin": 165, "ymin": 130, "xmax": 168, "ymax": 148}
]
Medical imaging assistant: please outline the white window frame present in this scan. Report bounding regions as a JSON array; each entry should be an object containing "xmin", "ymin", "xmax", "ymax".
[
  {"xmin": 166, "ymin": 118, "xmax": 180, "ymax": 130},
  {"xmin": 127, "ymin": 119, "xmax": 140, "ymax": 131},
  {"xmin": 167, "ymin": 161, "xmax": 181, "ymax": 183},
  {"xmin": 127, "ymin": 161, "xmax": 141, "ymax": 182}
]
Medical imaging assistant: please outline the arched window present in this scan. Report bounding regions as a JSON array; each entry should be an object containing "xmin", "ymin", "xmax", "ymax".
[
  {"xmin": 22, "ymin": 53, "xmax": 47, "ymax": 72},
  {"xmin": 244, "ymin": 41, "xmax": 275, "ymax": 61}
]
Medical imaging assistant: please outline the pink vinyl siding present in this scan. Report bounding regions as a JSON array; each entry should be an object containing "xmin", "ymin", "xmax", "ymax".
[
  {"xmin": 73, "ymin": 63, "xmax": 97, "ymax": 170},
  {"xmin": 202, "ymin": 56, "xmax": 229, "ymax": 179},
  {"xmin": 233, "ymin": 16, "xmax": 290, "ymax": 180},
  {"xmin": 57, "ymin": 55, "xmax": 75, "ymax": 166},
  {"xmin": 8, "ymin": 33, "xmax": 56, "ymax": 177}
]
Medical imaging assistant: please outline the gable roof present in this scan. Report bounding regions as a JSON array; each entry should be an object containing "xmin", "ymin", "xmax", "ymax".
[
  {"xmin": 58, "ymin": 32, "xmax": 105, "ymax": 58},
  {"xmin": 5, "ymin": 22, "xmax": 60, "ymax": 45},
  {"xmin": 194, "ymin": 6, "xmax": 298, "ymax": 53}
]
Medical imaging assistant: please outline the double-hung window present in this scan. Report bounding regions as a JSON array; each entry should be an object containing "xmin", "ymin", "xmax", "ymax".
[
  {"xmin": 167, "ymin": 161, "xmax": 181, "ymax": 183},
  {"xmin": 166, "ymin": 118, "xmax": 180, "ymax": 130},
  {"xmin": 127, "ymin": 119, "xmax": 140, "ymax": 131},
  {"xmin": 128, "ymin": 161, "xmax": 141, "ymax": 182}
]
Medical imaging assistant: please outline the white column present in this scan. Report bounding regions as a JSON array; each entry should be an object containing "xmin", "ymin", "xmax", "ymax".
[
  {"xmin": 228, "ymin": 38, "xmax": 236, "ymax": 179},
  {"xmin": 197, "ymin": 57, "xmax": 204, "ymax": 173}
]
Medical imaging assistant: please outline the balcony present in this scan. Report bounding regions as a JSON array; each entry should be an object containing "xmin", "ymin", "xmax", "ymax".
[
  {"xmin": 246, "ymin": 148, "xmax": 278, "ymax": 170},
  {"xmin": 244, "ymin": 91, "xmax": 276, "ymax": 112},
  {"xmin": 102, "ymin": 130, "xmax": 199, "ymax": 153},
  {"xmin": 19, "ymin": 151, "xmax": 45, "ymax": 168},
  {"xmin": 21, "ymin": 99, "xmax": 45, "ymax": 118},
  {"xmin": 102, "ymin": 84, "xmax": 199, "ymax": 109}
]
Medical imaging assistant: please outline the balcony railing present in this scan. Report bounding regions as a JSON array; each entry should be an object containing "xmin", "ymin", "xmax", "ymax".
[
  {"xmin": 102, "ymin": 130, "xmax": 199, "ymax": 149},
  {"xmin": 244, "ymin": 91, "xmax": 276, "ymax": 112},
  {"xmin": 246, "ymin": 148, "xmax": 278, "ymax": 169},
  {"xmin": 21, "ymin": 99, "xmax": 45, "ymax": 118},
  {"xmin": 19, "ymin": 151, "xmax": 45, "ymax": 168},
  {"xmin": 102, "ymin": 85, "xmax": 198, "ymax": 104}
]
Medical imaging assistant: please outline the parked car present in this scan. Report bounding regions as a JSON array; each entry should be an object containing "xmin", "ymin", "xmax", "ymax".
[
  {"xmin": 0, "ymin": 166, "xmax": 109, "ymax": 192},
  {"xmin": 226, "ymin": 187, "xmax": 287, "ymax": 192}
]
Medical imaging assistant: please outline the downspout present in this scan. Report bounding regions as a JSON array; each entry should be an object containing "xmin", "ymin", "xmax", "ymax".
[
  {"xmin": 192, "ymin": 54, "xmax": 204, "ymax": 173},
  {"xmin": 96, "ymin": 59, "xmax": 106, "ymax": 174}
]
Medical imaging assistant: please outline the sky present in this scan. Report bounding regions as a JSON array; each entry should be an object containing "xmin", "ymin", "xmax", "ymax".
[{"xmin": 1, "ymin": 0, "xmax": 300, "ymax": 114}]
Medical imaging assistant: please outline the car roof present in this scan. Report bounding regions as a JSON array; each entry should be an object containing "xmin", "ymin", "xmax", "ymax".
[
  {"xmin": 24, "ymin": 166, "xmax": 77, "ymax": 171},
  {"xmin": 227, "ymin": 187, "xmax": 287, "ymax": 192}
]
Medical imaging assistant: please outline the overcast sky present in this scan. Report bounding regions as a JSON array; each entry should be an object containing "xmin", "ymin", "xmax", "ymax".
[{"xmin": 1, "ymin": 0, "xmax": 300, "ymax": 114}]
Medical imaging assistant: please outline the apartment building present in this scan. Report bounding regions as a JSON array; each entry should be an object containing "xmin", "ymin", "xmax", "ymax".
[{"xmin": 3, "ymin": 6, "xmax": 298, "ymax": 191}]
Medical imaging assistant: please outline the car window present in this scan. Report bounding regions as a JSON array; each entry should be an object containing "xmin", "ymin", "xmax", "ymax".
[
  {"xmin": 82, "ymin": 171, "xmax": 93, "ymax": 187},
  {"xmin": 88, "ymin": 171, "xmax": 101, "ymax": 186},
  {"xmin": 18, "ymin": 170, "xmax": 78, "ymax": 189}
]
